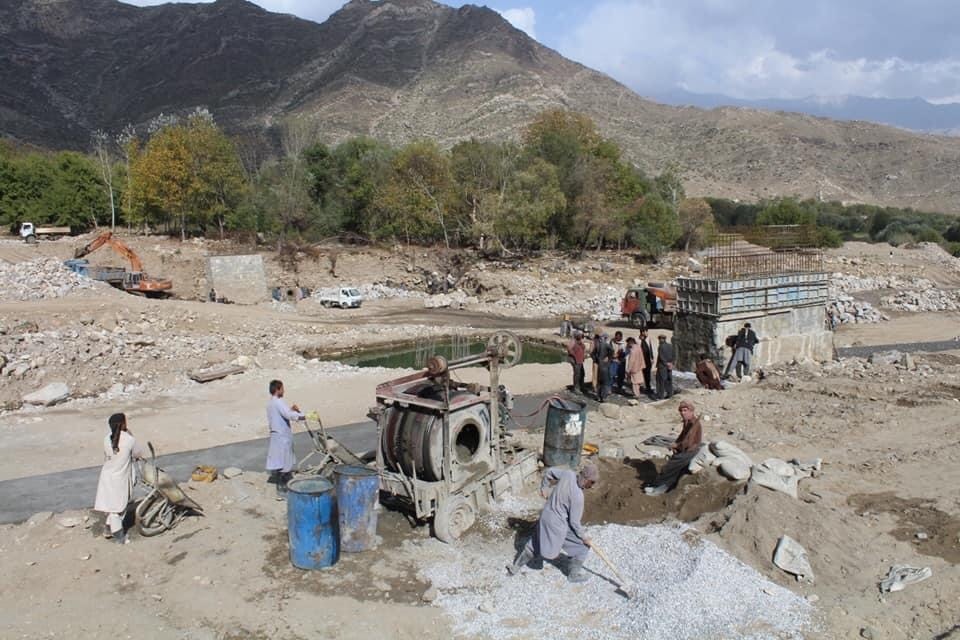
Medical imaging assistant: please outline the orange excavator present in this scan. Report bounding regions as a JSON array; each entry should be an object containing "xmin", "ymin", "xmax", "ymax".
[{"xmin": 73, "ymin": 232, "xmax": 173, "ymax": 296}]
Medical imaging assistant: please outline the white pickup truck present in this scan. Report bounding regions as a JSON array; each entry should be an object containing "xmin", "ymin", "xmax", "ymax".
[
  {"xmin": 19, "ymin": 222, "xmax": 71, "ymax": 243},
  {"xmin": 318, "ymin": 287, "xmax": 363, "ymax": 309}
]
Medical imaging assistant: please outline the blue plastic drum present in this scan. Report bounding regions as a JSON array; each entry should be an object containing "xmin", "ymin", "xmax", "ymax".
[{"xmin": 287, "ymin": 477, "xmax": 339, "ymax": 569}]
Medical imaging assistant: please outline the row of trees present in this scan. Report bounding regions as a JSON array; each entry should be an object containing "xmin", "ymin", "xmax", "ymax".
[
  {"xmin": 706, "ymin": 196, "xmax": 960, "ymax": 252},
  {"xmin": 2, "ymin": 108, "xmax": 958, "ymax": 255}
]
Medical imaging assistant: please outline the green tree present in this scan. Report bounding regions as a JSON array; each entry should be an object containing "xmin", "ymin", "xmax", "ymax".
[
  {"xmin": 654, "ymin": 162, "xmax": 685, "ymax": 208},
  {"xmin": 450, "ymin": 139, "xmax": 519, "ymax": 246},
  {"xmin": 677, "ymin": 197, "xmax": 716, "ymax": 251},
  {"xmin": 625, "ymin": 194, "xmax": 681, "ymax": 256},
  {"xmin": 498, "ymin": 158, "xmax": 565, "ymax": 250},
  {"xmin": 373, "ymin": 141, "xmax": 457, "ymax": 246},
  {"xmin": 756, "ymin": 197, "xmax": 817, "ymax": 226},
  {"xmin": 869, "ymin": 209, "xmax": 892, "ymax": 239},
  {"xmin": 127, "ymin": 111, "xmax": 246, "ymax": 238}
]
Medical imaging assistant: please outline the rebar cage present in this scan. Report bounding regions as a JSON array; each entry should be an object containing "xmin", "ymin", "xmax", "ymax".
[{"xmin": 702, "ymin": 226, "xmax": 823, "ymax": 279}]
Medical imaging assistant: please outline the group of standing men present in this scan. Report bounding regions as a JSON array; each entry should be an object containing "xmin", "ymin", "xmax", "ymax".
[{"xmin": 566, "ymin": 329, "xmax": 677, "ymax": 401}]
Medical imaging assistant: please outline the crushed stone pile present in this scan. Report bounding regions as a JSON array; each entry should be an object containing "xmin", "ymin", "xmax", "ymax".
[
  {"xmin": 828, "ymin": 295, "xmax": 886, "ymax": 324},
  {"xmin": 829, "ymin": 272, "xmax": 960, "ymax": 315},
  {"xmin": 483, "ymin": 274, "xmax": 623, "ymax": 320},
  {"xmin": 881, "ymin": 288, "xmax": 960, "ymax": 312},
  {"xmin": 419, "ymin": 523, "xmax": 812, "ymax": 640},
  {"xmin": 313, "ymin": 283, "xmax": 426, "ymax": 301},
  {"xmin": 0, "ymin": 258, "xmax": 107, "ymax": 301}
]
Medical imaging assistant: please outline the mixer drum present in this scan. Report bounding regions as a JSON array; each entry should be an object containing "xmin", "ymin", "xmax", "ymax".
[{"xmin": 380, "ymin": 384, "xmax": 492, "ymax": 482}]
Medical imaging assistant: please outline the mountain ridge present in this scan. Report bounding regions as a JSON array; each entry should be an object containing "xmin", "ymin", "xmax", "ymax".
[{"xmin": 2, "ymin": 0, "xmax": 960, "ymax": 213}]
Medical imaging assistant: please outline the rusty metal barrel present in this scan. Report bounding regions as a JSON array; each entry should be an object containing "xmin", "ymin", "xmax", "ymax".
[
  {"xmin": 542, "ymin": 398, "xmax": 587, "ymax": 468},
  {"xmin": 334, "ymin": 465, "xmax": 380, "ymax": 553}
]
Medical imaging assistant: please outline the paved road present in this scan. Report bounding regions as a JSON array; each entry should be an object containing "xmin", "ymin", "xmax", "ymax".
[
  {"xmin": 0, "ymin": 393, "xmax": 557, "ymax": 524},
  {"xmin": 837, "ymin": 339, "xmax": 960, "ymax": 359}
]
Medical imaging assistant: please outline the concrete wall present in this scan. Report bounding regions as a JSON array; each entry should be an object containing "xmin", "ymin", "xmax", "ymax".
[
  {"xmin": 205, "ymin": 255, "xmax": 268, "ymax": 305},
  {"xmin": 675, "ymin": 305, "xmax": 834, "ymax": 371}
]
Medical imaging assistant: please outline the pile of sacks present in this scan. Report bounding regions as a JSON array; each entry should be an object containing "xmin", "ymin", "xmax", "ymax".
[{"xmin": 688, "ymin": 440, "xmax": 821, "ymax": 498}]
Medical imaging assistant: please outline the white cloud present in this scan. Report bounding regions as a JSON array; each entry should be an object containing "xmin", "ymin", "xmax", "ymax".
[
  {"xmin": 497, "ymin": 7, "xmax": 537, "ymax": 40},
  {"xmin": 560, "ymin": 1, "xmax": 960, "ymax": 101}
]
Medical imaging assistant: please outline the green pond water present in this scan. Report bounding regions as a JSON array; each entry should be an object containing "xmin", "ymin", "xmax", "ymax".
[{"xmin": 332, "ymin": 340, "xmax": 566, "ymax": 369}]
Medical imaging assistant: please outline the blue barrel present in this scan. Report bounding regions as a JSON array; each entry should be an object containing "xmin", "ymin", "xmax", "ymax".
[
  {"xmin": 287, "ymin": 477, "xmax": 338, "ymax": 570},
  {"xmin": 334, "ymin": 465, "xmax": 380, "ymax": 552},
  {"xmin": 543, "ymin": 398, "xmax": 587, "ymax": 468}
]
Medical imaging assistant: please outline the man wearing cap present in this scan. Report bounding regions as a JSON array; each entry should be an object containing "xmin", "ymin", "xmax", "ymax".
[
  {"xmin": 508, "ymin": 465, "xmax": 598, "ymax": 583},
  {"xmin": 644, "ymin": 401, "xmax": 703, "ymax": 495},
  {"xmin": 566, "ymin": 331, "xmax": 586, "ymax": 393},
  {"xmin": 655, "ymin": 334, "xmax": 675, "ymax": 399},
  {"xmin": 731, "ymin": 322, "xmax": 759, "ymax": 379}
]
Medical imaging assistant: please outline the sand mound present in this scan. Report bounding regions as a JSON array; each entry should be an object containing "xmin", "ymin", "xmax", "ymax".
[{"xmin": 585, "ymin": 457, "xmax": 745, "ymax": 525}]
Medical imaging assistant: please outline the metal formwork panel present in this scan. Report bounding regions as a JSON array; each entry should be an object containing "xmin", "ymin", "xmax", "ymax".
[{"xmin": 678, "ymin": 273, "xmax": 829, "ymax": 317}]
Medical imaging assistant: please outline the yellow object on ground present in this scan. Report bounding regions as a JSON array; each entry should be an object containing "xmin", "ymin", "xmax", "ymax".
[{"xmin": 191, "ymin": 465, "xmax": 218, "ymax": 482}]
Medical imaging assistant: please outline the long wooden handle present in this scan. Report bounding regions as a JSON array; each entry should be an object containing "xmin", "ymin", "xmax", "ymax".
[{"xmin": 591, "ymin": 543, "xmax": 629, "ymax": 586}]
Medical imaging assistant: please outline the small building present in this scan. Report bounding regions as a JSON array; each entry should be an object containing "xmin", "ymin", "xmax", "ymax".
[
  {"xmin": 205, "ymin": 254, "xmax": 269, "ymax": 305},
  {"xmin": 673, "ymin": 229, "xmax": 833, "ymax": 371}
]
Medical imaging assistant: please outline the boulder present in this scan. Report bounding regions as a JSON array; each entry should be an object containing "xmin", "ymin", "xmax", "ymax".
[
  {"xmin": 22, "ymin": 382, "xmax": 70, "ymax": 406},
  {"xmin": 0, "ymin": 353, "xmax": 6, "ymax": 374},
  {"xmin": 718, "ymin": 458, "xmax": 751, "ymax": 481},
  {"xmin": 899, "ymin": 352, "xmax": 916, "ymax": 370},
  {"xmin": 752, "ymin": 458, "xmax": 802, "ymax": 498},
  {"xmin": 868, "ymin": 350, "xmax": 903, "ymax": 366},
  {"xmin": 599, "ymin": 403, "xmax": 621, "ymax": 420},
  {"xmin": 688, "ymin": 444, "xmax": 717, "ymax": 474},
  {"xmin": 222, "ymin": 467, "xmax": 243, "ymax": 479}
]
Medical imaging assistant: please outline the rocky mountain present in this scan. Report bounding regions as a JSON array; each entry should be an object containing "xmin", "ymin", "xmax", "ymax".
[
  {"xmin": 3, "ymin": 0, "xmax": 960, "ymax": 213},
  {"xmin": 655, "ymin": 89, "xmax": 960, "ymax": 137}
]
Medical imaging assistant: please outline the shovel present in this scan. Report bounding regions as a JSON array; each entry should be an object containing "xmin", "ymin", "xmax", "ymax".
[{"xmin": 591, "ymin": 542, "xmax": 636, "ymax": 599}]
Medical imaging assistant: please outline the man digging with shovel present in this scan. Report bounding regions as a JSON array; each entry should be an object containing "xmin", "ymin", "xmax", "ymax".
[{"xmin": 508, "ymin": 464, "xmax": 599, "ymax": 583}]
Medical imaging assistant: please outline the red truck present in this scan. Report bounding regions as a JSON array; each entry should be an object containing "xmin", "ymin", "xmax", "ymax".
[{"xmin": 620, "ymin": 283, "xmax": 677, "ymax": 329}]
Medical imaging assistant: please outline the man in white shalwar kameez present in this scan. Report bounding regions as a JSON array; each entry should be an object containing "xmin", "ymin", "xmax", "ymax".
[
  {"xmin": 94, "ymin": 413, "xmax": 146, "ymax": 544},
  {"xmin": 266, "ymin": 379, "xmax": 305, "ymax": 498},
  {"xmin": 508, "ymin": 464, "xmax": 598, "ymax": 582}
]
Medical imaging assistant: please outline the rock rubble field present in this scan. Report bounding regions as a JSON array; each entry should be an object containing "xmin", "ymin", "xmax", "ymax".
[{"xmin": 0, "ymin": 237, "xmax": 958, "ymax": 640}]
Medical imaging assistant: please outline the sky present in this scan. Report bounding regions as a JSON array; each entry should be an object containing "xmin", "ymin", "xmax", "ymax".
[{"xmin": 124, "ymin": 0, "xmax": 960, "ymax": 104}]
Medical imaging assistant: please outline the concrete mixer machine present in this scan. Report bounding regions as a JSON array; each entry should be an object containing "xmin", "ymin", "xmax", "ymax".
[{"xmin": 374, "ymin": 331, "xmax": 539, "ymax": 542}]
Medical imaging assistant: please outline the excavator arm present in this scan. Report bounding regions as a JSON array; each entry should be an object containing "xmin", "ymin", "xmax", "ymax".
[{"xmin": 74, "ymin": 232, "xmax": 144, "ymax": 272}]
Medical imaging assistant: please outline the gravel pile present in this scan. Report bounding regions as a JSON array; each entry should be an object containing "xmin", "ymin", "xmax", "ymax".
[
  {"xmin": 828, "ymin": 295, "xmax": 886, "ymax": 324},
  {"xmin": 487, "ymin": 275, "xmax": 623, "ymax": 320},
  {"xmin": 829, "ymin": 272, "xmax": 960, "ymax": 314},
  {"xmin": 419, "ymin": 523, "xmax": 812, "ymax": 640},
  {"xmin": 0, "ymin": 258, "xmax": 106, "ymax": 301},
  {"xmin": 881, "ymin": 288, "xmax": 960, "ymax": 312},
  {"xmin": 313, "ymin": 283, "xmax": 426, "ymax": 301}
]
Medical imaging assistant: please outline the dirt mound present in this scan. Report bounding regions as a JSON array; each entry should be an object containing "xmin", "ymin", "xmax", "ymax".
[
  {"xmin": 584, "ymin": 457, "xmax": 744, "ymax": 525},
  {"xmin": 705, "ymin": 484, "xmax": 851, "ymax": 587},
  {"xmin": 849, "ymin": 492, "xmax": 960, "ymax": 564}
]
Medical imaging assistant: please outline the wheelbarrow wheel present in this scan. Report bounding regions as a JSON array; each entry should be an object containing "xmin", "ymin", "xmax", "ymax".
[
  {"xmin": 136, "ymin": 490, "xmax": 173, "ymax": 537},
  {"xmin": 432, "ymin": 495, "xmax": 476, "ymax": 543}
]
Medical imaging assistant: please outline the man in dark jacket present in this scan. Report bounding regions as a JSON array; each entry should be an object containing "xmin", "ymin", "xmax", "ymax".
[
  {"xmin": 655, "ymin": 334, "xmax": 675, "ymax": 399},
  {"xmin": 732, "ymin": 322, "xmax": 759, "ymax": 378}
]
